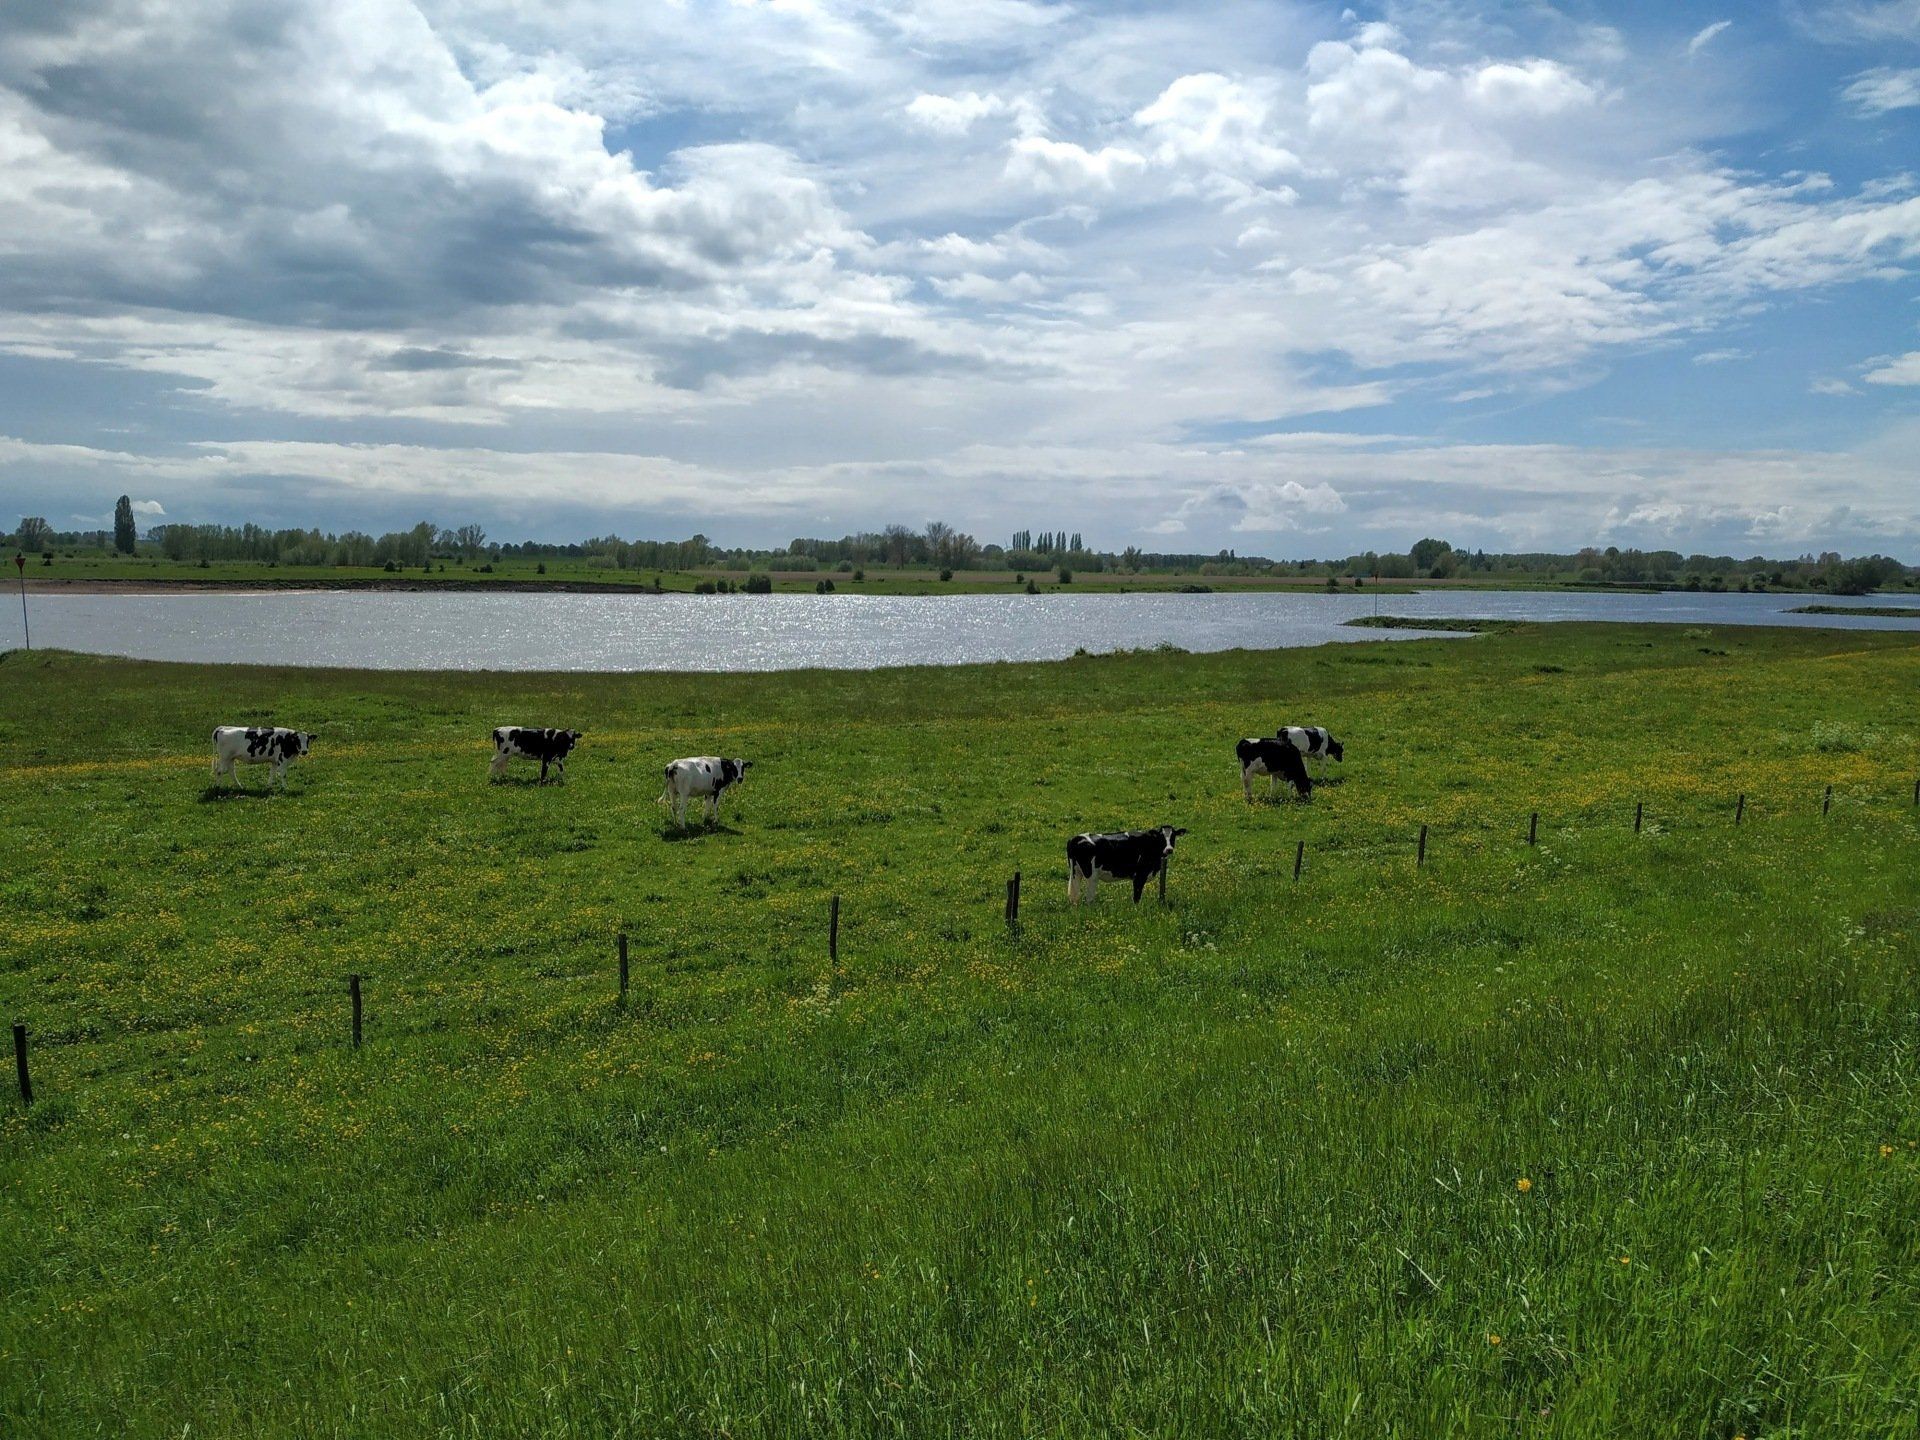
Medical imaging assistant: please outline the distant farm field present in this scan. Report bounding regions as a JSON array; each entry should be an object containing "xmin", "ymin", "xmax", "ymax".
[{"xmin": 3, "ymin": 625, "xmax": 1919, "ymax": 1438}]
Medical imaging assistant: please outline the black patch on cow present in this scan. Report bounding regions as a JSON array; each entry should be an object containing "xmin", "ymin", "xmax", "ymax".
[
  {"xmin": 1238, "ymin": 737, "xmax": 1313, "ymax": 799},
  {"xmin": 1067, "ymin": 826, "xmax": 1187, "ymax": 902}
]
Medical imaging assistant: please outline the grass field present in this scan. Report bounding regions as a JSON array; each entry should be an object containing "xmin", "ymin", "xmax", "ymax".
[{"xmin": 3, "ymin": 625, "xmax": 1919, "ymax": 1437}]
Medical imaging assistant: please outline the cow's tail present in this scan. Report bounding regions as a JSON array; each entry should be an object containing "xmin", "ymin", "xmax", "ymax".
[{"xmin": 657, "ymin": 762, "xmax": 677, "ymax": 807}]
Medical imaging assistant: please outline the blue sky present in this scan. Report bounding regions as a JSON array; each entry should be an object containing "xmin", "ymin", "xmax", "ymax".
[{"xmin": 0, "ymin": 0, "xmax": 1916, "ymax": 556}]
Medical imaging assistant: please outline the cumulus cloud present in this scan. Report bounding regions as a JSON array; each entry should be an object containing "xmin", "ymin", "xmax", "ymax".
[
  {"xmin": 1862, "ymin": 351, "xmax": 1920, "ymax": 384},
  {"xmin": 905, "ymin": 91, "xmax": 1015, "ymax": 135},
  {"xmin": 1004, "ymin": 135, "xmax": 1147, "ymax": 191},
  {"xmin": 2, "ymin": 0, "xmax": 1919, "ymax": 553}
]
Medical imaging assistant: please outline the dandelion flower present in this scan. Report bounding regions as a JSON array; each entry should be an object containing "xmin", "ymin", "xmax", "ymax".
[
  {"xmin": 1881, "ymin": 1144, "xmax": 1894, "ymax": 1157},
  {"xmin": 1617, "ymin": 1255, "xmax": 1631, "ymax": 1266},
  {"xmin": 1516, "ymin": 1177, "xmax": 1532, "ymax": 1193},
  {"xmin": 1488, "ymin": 1334, "xmax": 1502, "ymax": 1347}
]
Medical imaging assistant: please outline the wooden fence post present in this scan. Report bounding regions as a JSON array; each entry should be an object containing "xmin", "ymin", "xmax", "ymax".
[
  {"xmin": 617, "ymin": 932, "xmax": 630, "ymax": 1004},
  {"xmin": 1293, "ymin": 840, "xmax": 1304, "ymax": 880},
  {"xmin": 1735, "ymin": 793, "xmax": 1745, "ymax": 825},
  {"xmin": 1823, "ymin": 784, "xmax": 1833, "ymax": 816},
  {"xmin": 829, "ymin": 895, "xmax": 840, "ymax": 962},
  {"xmin": 1528, "ymin": 811, "xmax": 1538, "ymax": 846},
  {"xmin": 349, "ymin": 974, "xmax": 363, "ymax": 1050},
  {"xmin": 1634, "ymin": 802, "xmax": 1643, "ymax": 834},
  {"xmin": 12, "ymin": 1023, "xmax": 29, "ymax": 1105},
  {"xmin": 1006, "ymin": 872, "xmax": 1021, "ymax": 929},
  {"xmin": 1417, "ymin": 824, "xmax": 1428, "ymax": 867},
  {"xmin": 1159, "ymin": 858, "xmax": 1169, "ymax": 904}
]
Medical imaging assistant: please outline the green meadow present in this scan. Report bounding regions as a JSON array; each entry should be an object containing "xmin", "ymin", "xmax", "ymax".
[{"xmin": 3, "ymin": 624, "xmax": 1918, "ymax": 1438}]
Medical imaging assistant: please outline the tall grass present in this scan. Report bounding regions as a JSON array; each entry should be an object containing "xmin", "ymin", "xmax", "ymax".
[{"xmin": 2, "ymin": 624, "xmax": 1917, "ymax": 1437}]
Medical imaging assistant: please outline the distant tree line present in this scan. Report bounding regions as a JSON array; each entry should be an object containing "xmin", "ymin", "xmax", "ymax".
[{"xmin": 5, "ymin": 511, "xmax": 1913, "ymax": 593}]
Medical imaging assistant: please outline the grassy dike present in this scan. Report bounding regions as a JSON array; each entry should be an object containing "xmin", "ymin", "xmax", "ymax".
[{"xmin": 2, "ymin": 625, "xmax": 1918, "ymax": 1437}]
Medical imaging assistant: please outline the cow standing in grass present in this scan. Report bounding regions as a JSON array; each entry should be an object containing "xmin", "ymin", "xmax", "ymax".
[
  {"xmin": 1237, "ymin": 737, "xmax": 1312, "ymax": 803},
  {"xmin": 211, "ymin": 726, "xmax": 312, "ymax": 789},
  {"xmin": 1067, "ymin": 826, "xmax": 1186, "ymax": 904},
  {"xmin": 660, "ymin": 757, "xmax": 751, "ymax": 827},
  {"xmin": 491, "ymin": 726, "xmax": 583, "ymax": 783},
  {"xmin": 1276, "ymin": 725, "xmax": 1344, "ymax": 775}
]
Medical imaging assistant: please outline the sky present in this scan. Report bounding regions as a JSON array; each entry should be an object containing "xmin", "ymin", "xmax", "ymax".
[{"xmin": 0, "ymin": 0, "xmax": 1917, "ymax": 558}]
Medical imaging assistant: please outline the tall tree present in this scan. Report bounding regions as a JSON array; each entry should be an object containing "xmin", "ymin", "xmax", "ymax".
[
  {"xmin": 15, "ymin": 516, "xmax": 51, "ymax": 553},
  {"xmin": 113, "ymin": 496, "xmax": 137, "ymax": 554}
]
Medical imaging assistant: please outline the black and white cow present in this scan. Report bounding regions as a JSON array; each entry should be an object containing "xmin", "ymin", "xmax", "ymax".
[
  {"xmin": 660, "ymin": 756, "xmax": 751, "ymax": 827},
  {"xmin": 491, "ymin": 726, "xmax": 583, "ymax": 783},
  {"xmin": 1237, "ymin": 737, "xmax": 1313, "ymax": 803},
  {"xmin": 211, "ymin": 726, "xmax": 313, "ymax": 788},
  {"xmin": 1067, "ymin": 826, "xmax": 1187, "ymax": 904},
  {"xmin": 1276, "ymin": 725, "xmax": 1344, "ymax": 774}
]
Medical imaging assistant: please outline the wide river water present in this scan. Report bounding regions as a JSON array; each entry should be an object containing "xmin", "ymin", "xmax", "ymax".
[{"xmin": 7, "ymin": 588, "xmax": 1916, "ymax": 672}]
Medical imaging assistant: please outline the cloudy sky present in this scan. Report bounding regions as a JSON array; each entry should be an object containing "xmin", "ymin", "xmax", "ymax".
[{"xmin": 1, "ymin": 0, "xmax": 1917, "ymax": 556}]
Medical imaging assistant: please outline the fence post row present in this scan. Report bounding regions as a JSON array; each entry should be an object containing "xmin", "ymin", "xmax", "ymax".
[
  {"xmin": 1006, "ymin": 873, "xmax": 1021, "ymax": 929},
  {"xmin": 617, "ymin": 932, "xmax": 630, "ymax": 1003},
  {"xmin": 1293, "ymin": 840, "xmax": 1305, "ymax": 880},
  {"xmin": 1528, "ymin": 811, "xmax": 1538, "ymax": 846},
  {"xmin": 349, "ymin": 974, "xmax": 363, "ymax": 1050},
  {"xmin": 1735, "ymin": 794, "xmax": 1745, "ymax": 825},
  {"xmin": 12, "ymin": 1023, "xmax": 29, "ymax": 1106},
  {"xmin": 1417, "ymin": 824, "xmax": 1428, "ymax": 867},
  {"xmin": 829, "ymin": 895, "xmax": 840, "ymax": 962},
  {"xmin": 1824, "ymin": 784, "xmax": 1833, "ymax": 816}
]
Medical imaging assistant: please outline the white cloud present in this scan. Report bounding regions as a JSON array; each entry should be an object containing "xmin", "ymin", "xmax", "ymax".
[
  {"xmin": 1862, "ymin": 351, "xmax": 1920, "ymax": 384},
  {"xmin": 1686, "ymin": 20, "xmax": 1733, "ymax": 56},
  {"xmin": 905, "ymin": 91, "xmax": 1013, "ymax": 135},
  {"xmin": 1842, "ymin": 67, "xmax": 1920, "ymax": 114},
  {"xmin": 1133, "ymin": 73, "xmax": 1298, "ymax": 178},
  {"xmin": 1692, "ymin": 348, "xmax": 1750, "ymax": 364},
  {"xmin": 1004, "ymin": 135, "xmax": 1147, "ymax": 192},
  {"xmin": 1466, "ymin": 59, "xmax": 1598, "ymax": 115}
]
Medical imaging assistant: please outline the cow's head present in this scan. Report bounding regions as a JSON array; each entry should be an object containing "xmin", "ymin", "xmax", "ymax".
[
  {"xmin": 1159, "ymin": 825, "xmax": 1188, "ymax": 856},
  {"xmin": 1326, "ymin": 736, "xmax": 1344, "ymax": 762},
  {"xmin": 564, "ymin": 729, "xmax": 584, "ymax": 752},
  {"xmin": 723, "ymin": 758, "xmax": 751, "ymax": 784},
  {"xmin": 295, "ymin": 732, "xmax": 314, "ymax": 757}
]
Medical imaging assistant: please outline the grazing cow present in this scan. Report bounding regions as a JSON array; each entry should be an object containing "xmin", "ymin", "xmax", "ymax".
[
  {"xmin": 1237, "ymin": 737, "xmax": 1313, "ymax": 803},
  {"xmin": 1277, "ymin": 725, "xmax": 1344, "ymax": 773},
  {"xmin": 211, "ymin": 726, "xmax": 312, "ymax": 788},
  {"xmin": 1067, "ymin": 826, "xmax": 1187, "ymax": 904},
  {"xmin": 660, "ymin": 756, "xmax": 751, "ymax": 827},
  {"xmin": 491, "ymin": 726, "xmax": 583, "ymax": 783}
]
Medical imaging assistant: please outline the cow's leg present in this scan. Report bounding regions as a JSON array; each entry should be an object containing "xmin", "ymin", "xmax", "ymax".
[
  {"xmin": 1085, "ymin": 870, "xmax": 1098, "ymax": 903},
  {"xmin": 539, "ymin": 758, "xmax": 550, "ymax": 784},
  {"xmin": 706, "ymin": 793, "xmax": 720, "ymax": 826},
  {"xmin": 490, "ymin": 750, "xmax": 509, "ymax": 780},
  {"xmin": 1242, "ymin": 766, "xmax": 1254, "ymax": 804},
  {"xmin": 1068, "ymin": 864, "xmax": 1079, "ymax": 904},
  {"xmin": 1132, "ymin": 874, "xmax": 1148, "ymax": 903}
]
